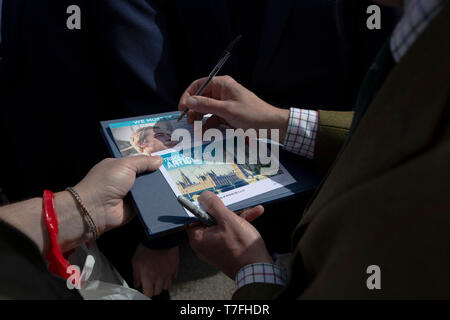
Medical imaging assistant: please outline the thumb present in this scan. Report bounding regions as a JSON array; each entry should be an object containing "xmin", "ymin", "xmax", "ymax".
[
  {"xmin": 187, "ymin": 96, "xmax": 228, "ymax": 118},
  {"xmin": 198, "ymin": 191, "xmax": 234, "ymax": 224},
  {"xmin": 122, "ymin": 155, "xmax": 163, "ymax": 175}
]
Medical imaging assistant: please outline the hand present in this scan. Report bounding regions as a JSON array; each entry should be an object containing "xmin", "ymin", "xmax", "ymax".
[
  {"xmin": 188, "ymin": 191, "xmax": 273, "ymax": 279},
  {"xmin": 178, "ymin": 76, "xmax": 290, "ymax": 141},
  {"xmin": 74, "ymin": 156, "xmax": 163, "ymax": 236},
  {"xmin": 132, "ymin": 244, "xmax": 179, "ymax": 298},
  {"xmin": 0, "ymin": 156, "xmax": 163, "ymax": 255}
]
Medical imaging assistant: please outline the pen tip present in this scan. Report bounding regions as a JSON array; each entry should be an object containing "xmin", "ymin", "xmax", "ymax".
[
  {"xmin": 226, "ymin": 34, "xmax": 242, "ymax": 53},
  {"xmin": 177, "ymin": 112, "xmax": 186, "ymax": 122}
]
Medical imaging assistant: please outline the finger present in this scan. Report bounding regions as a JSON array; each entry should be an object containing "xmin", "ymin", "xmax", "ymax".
[
  {"xmin": 187, "ymin": 225, "xmax": 207, "ymax": 244},
  {"xmin": 179, "ymin": 76, "xmax": 239, "ymax": 110},
  {"xmin": 163, "ymin": 278, "xmax": 172, "ymax": 291},
  {"xmin": 239, "ymin": 205, "xmax": 264, "ymax": 222},
  {"xmin": 123, "ymin": 155, "xmax": 163, "ymax": 175},
  {"xmin": 203, "ymin": 115, "xmax": 226, "ymax": 132},
  {"xmin": 187, "ymin": 225, "xmax": 213, "ymax": 257},
  {"xmin": 138, "ymin": 270, "xmax": 155, "ymax": 298},
  {"xmin": 198, "ymin": 191, "xmax": 234, "ymax": 224},
  {"xmin": 178, "ymin": 78, "xmax": 209, "ymax": 110},
  {"xmin": 174, "ymin": 266, "xmax": 179, "ymax": 280},
  {"xmin": 154, "ymin": 279, "xmax": 164, "ymax": 297},
  {"xmin": 178, "ymin": 92, "xmax": 191, "ymax": 112},
  {"xmin": 187, "ymin": 96, "xmax": 229, "ymax": 118},
  {"xmin": 142, "ymin": 286, "xmax": 154, "ymax": 299},
  {"xmin": 187, "ymin": 109, "xmax": 204, "ymax": 124}
]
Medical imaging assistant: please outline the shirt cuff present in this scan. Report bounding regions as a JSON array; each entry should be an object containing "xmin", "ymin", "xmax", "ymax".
[
  {"xmin": 283, "ymin": 108, "xmax": 319, "ymax": 159},
  {"xmin": 235, "ymin": 263, "xmax": 288, "ymax": 291}
]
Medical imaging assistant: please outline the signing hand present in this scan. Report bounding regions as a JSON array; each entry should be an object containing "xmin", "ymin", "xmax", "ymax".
[
  {"xmin": 178, "ymin": 76, "xmax": 290, "ymax": 141},
  {"xmin": 188, "ymin": 191, "xmax": 273, "ymax": 279}
]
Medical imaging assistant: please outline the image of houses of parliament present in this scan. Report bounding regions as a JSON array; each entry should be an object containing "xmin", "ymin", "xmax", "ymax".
[{"xmin": 177, "ymin": 163, "xmax": 266, "ymax": 200}]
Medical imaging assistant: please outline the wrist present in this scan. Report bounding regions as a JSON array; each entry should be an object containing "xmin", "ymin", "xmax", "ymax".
[
  {"xmin": 53, "ymin": 191, "xmax": 94, "ymax": 253},
  {"xmin": 267, "ymin": 107, "xmax": 290, "ymax": 143},
  {"xmin": 278, "ymin": 109, "xmax": 290, "ymax": 143},
  {"xmin": 72, "ymin": 182, "xmax": 106, "ymax": 235}
]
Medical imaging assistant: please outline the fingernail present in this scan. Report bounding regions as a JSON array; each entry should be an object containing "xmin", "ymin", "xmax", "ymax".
[
  {"xmin": 187, "ymin": 97, "xmax": 198, "ymax": 107},
  {"xmin": 199, "ymin": 191, "xmax": 213, "ymax": 205}
]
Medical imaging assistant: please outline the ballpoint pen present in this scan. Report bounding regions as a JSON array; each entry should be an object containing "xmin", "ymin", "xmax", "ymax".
[
  {"xmin": 177, "ymin": 195, "xmax": 217, "ymax": 226},
  {"xmin": 177, "ymin": 34, "xmax": 242, "ymax": 122}
]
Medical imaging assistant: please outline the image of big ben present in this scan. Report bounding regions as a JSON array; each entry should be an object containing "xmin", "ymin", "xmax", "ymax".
[{"xmin": 175, "ymin": 160, "xmax": 273, "ymax": 201}]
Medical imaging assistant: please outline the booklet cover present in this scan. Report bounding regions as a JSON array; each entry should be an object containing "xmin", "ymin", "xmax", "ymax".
[{"xmin": 101, "ymin": 111, "xmax": 320, "ymax": 239}]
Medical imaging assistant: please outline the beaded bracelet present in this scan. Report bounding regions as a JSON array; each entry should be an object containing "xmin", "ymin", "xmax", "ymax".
[{"xmin": 65, "ymin": 187, "xmax": 99, "ymax": 240}]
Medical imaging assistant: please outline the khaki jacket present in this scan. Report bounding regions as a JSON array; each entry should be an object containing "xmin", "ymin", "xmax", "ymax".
[{"xmin": 234, "ymin": 2, "xmax": 450, "ymax": 299}]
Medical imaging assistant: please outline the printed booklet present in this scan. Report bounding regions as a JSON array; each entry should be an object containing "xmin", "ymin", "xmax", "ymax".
[{"xmin": 101, "ymin": 111, "xmax": 320, "ymax": 238}]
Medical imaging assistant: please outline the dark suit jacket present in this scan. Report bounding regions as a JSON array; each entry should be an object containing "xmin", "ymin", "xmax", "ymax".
[
  {"xmin": 234, "ymin": 2, "xmax": 450, "ymax": 299},
  {"xmin": 0, "ymin": 0, "xmax": 122, "ymax": 201},
  {"xmin": 0, "ymin": 0, "xmax": 174, "ymax": 199},
  {"xmin": 94, "ymin": 0, "xmax": 400, "ymax": 114}
]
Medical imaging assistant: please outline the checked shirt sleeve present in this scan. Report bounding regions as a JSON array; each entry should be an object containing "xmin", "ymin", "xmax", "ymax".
[
  {"xmin": 283, "ymin": 108, "xmax": 319, "ymax": 159},
  {"xmin": 235, "ymin": 263, "xmax": 288, "ymax": 291}
]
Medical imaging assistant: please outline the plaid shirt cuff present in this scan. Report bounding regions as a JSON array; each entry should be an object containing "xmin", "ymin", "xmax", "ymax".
[
  {"xmin": 283, "ymin": 108, "xmax": 318, "ymax": 159},
  {"xmin": 235, "ymin": 263, "xmax": 288, "ymax": 291}
]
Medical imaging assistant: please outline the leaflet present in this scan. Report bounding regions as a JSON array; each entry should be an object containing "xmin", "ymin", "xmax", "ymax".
[
  {"xmin": 109, "ymin": 112, "xmax": 296, "ymax": 217},
  {"xmin": 153, "ymin": 143, "xmax": 295, "ymax": 216}
]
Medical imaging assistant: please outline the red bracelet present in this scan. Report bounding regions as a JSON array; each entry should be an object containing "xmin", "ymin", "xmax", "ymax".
[{"xmin": 43, "ymin": 190, "xmax": 71, "ymax": 279}]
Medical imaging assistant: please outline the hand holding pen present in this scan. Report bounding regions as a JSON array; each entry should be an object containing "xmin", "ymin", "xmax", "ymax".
[
  {"xmin": 178, "ymin": 191, "xmax": 266, "ymax": 229},
  {"xmin": 183, "ymin": 191, "xmax": 272, "ymax": 279},
  {"xmin": 177, "ymin": 34, "xmax": 242, "ymax": 122}
]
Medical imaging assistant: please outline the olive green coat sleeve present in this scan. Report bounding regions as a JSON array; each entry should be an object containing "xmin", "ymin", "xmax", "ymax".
[
  {"xmin": 231, "ymin": 111, "xmax": 354, "ymax": 300},
  {"xmin": 314, "ymin": 110, "xmax": 354, "ymax": 174}
]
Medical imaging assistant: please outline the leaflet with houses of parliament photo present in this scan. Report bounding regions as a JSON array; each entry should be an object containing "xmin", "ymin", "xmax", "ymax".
[
  {"xmin": 101, "ymin": 111, "xmax": 320, "ymax": 238},
  {"xmin": 108, "ymin": 112, "xmax": 296, "ymax": 217},
  {"xmin": 154, "ymin": 141, "xmax": 296, "ymax": 217}
]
